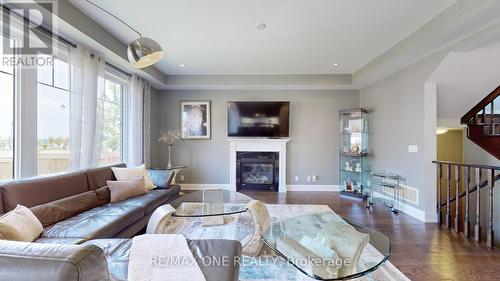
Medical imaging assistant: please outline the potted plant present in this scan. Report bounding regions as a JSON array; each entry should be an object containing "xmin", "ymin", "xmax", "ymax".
[{"xmin": 158, "ymin": 129, "xmax": 181, "ymax": 169}]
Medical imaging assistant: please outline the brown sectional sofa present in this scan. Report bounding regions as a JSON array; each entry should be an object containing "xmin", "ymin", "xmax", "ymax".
[
  {"xmin": 0, "ymin": 163, "xmax": 180, "ymax": 242},
  {"xmin": 0, "ymin": 164, "xmax": 242, "ymax": 281}
]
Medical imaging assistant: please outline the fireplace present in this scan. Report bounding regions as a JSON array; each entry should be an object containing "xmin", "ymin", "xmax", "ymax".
[{"xmin": 236, "ymin": 152, "xmax": 279, "ymax": 191}]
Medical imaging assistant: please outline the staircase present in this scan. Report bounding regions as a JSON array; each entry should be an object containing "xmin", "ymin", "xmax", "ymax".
[
  {"xmin": 461, "ymin": 85, "xmax": 500, "ymax": 159},
  {"xmin": 433, "ymin": 161, "xmax": 500, "ymax": 248}
]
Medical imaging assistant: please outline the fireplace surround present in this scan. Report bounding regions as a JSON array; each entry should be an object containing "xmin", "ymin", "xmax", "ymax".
[{"xmin": 228, "ymin": 138, "xmax": 290, "ymax": 193}]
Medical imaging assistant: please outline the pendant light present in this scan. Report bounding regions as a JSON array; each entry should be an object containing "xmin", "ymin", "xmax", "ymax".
[{"xmin": 87, "ymin": 0, "xmax": 164, "ymax": 68}]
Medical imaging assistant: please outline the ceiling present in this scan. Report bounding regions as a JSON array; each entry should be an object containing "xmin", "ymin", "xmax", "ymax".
[{"xmin": 71, "ymin": 0, "xmax": 455, "ymax": 75}]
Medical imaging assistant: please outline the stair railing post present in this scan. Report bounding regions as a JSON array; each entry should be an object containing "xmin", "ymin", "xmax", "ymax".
[
  {"xmin": 437, "ymin": 163, "xmax": 442, "ymax": 225},
  {"xmin": 490, "ymin": 102, "xmax": 494, "ymax": 135},
  {"xmin": 486, "ymin": 169, "xmax": 494, "ymax": 248},
  {"xmin": 454, "ymin": 165, "xmax": 460, "ymax": 233},
  {"xmin": 446, "ymin": 164, "xmax": 451, "ymax": 230},
  {"xmin": 464, "ymin": 166, "xmax": 470, "ymax": 238},
  {"xmin": 474, "ymin": 168, "xmax": 481, "ymax": 242}
]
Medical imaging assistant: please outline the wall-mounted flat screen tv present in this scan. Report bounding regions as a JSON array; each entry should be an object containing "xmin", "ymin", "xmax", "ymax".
[{"xmin": 227, "ymin": 101, "xmax": 290, "ymax": 137}]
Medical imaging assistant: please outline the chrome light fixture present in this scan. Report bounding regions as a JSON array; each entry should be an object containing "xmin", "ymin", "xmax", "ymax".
[{"xmin": 87, "ymin": 1, "xmax": 164, "ymax": 68}]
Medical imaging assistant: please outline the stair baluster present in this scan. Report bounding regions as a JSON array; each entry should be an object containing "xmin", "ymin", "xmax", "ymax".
[
  {"xmin": 487, "ymin": 169, "xmax": 494, "ymax": 248},
  {"xmin": 474, "ymin": 167, "xmax": 481, "ymax": 242},
  {"xmin": 446, "ymin": 164, "xmax": 451, "ymax": 229},
  {"xmin": 437, "ymin": 163, "xmax": 442, "ymax": 225},
  {"xmin": 464, "ymin": 166, "xmax": 470, "ymax": 238},
  {"xmin": 454, "ymin": 165, "xmax": 460, "ymax": 233}
]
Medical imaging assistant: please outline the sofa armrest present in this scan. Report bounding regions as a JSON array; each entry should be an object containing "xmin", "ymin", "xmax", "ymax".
[
  {"xmin": 0, "ymin": 240, "xmax": 110, "ymax": 281},
  {"xmin": 148, "ymin": 170, "xmax": 174, "ymax": 189}
]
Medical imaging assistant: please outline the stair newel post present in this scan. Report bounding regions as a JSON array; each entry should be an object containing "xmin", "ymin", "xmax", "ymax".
[
  {"xmin": 490, "ymin": 102, "xmax": 494, "ymax": 135},
  {"xmin": 446, "ymin": 164, "xmax": 451, "ymax": 230},
  {"xmin": 454, "ymin": 165, "xmax": 460, "ymax": 233},
  {"xmin": 437, "ymin": 163, "xmax": 442, "ymax": 225},
  {"xmin": 474, "ymin": 167, "xmax": 481, "ymax": 242},
  {"xmin": 464, "ymin": 166, "xmax": 470, "ymax": 238},
  {"xmin": 486, "ymin": 169, "xmax": 494, "ymax": 248}
]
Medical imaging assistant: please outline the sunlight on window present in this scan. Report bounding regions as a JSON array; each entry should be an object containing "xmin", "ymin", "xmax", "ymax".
[
  {"xmin": 0, "ymin": 37, "xmax": 14, "ymax": 180},
  {"xmin": 37, "ymin": 54, "xmax": 70, "ymax": 175},
  {"xmin": 100, "ymin": 79, "xmax": 123, "ymax": 165}
]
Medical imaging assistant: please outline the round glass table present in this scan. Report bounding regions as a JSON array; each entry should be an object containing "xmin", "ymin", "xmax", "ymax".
[
  {"xmin": 262, "ymin": 214, "xmax": 391, "ymax": 280},
  {"xmin": 169, "ymin": 189, "xmax": 252, "ymax": 217}
]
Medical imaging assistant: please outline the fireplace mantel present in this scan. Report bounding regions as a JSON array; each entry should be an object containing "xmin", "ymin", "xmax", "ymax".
[{"xmin": 228, "ymin": 138, "xmax": 290, "ymax": 193}]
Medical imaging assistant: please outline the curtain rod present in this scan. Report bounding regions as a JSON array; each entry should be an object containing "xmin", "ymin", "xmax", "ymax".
[{"xmin": 1, "ymin": 4, "xmax": 132, "ymax": 78}]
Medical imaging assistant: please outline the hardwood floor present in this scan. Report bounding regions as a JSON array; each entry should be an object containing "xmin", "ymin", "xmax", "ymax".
[{"xmin": 241, "ymin": 191, "xmax": 500, "ymax": 281}]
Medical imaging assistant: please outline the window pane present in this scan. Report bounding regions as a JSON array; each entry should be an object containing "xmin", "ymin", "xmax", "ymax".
[
  {"xmin": 0, "ymin": 72, "xmax": 14, "ymax": 180},
  {"xmin": 37, "ymin": 53, "xmax": 53, "ymax": 85},
  {"xmin": 100, "ymin": 80, "xmax": 122, "ymax": 165},
  {"xmin": 0, "ymin": 38, "xmax": 14, "ymax": 74},
  {"xmin": 37, "ymin": 84, "xmax": 70, "ymax": 175},
  {"xmin": 54, "ymin": 59, "xmax": 69, "ymax": 90}
]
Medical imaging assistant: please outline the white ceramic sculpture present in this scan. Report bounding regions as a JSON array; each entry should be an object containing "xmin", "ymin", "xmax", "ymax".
[
  {"xmin": 146, "ymin": 204, "xmax": 176, "ymax": 234},
  {"xmin": 242, "ymin": 200, "xmax": 271, "ymax": 256}
]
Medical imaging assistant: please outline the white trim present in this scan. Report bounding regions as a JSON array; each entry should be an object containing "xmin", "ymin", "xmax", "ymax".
[
  {"xmin": 286, "ymin": 185, "xmax": 340, "ymax": 192},
  {"xmin": 228, "ymin": 138, "xmax": 291, "ymax": 193},
  {"xmin": 373, "ymin": 191, "xmax": 427, "ymax": 222},
  {"xmin": 180, "ymin": 184, "xmax": 230, "ymax": 191}
]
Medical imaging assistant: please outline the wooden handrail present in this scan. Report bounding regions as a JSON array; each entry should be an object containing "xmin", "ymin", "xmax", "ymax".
[
  {"xmin": 432, "ymin": 160, "xmax": 500, "ymax": 170},
  {"xmin": 460, "ymin": 85, "xmax": 500, "ymax": 124}
]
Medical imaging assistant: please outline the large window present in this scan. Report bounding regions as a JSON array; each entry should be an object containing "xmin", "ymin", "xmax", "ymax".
[
  {"xmin": 37, "ymin": 54, "xmax": 70, "ymax": 175},
  {"xmin": 100, "ymin": 77, "xmax": 125, "ymax": 166},
  {"xmin": 0, "ymin": 37, "xmax": 15, "ymax": 180}
]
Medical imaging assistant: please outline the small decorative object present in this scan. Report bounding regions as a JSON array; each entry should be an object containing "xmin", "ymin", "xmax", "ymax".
[
  {"xmin": 344, "ymin": 180, "xmax": 353, "ymax": 191},
  {"xmin": 355, "ymin": 163, "xmax": 362, "ymax": 173},
  {"xmin": 158, "ymin": 129, "xmax": 181, "ymax": 169},
  {"xmin": 350, "ymin": 145, "xmax": 360, "ymax": 153},
  {"xmin": 242, "ymin": 200, "xmax": 271, "ymax": 256},
  {"xmin": 180, "ymin": 101, "xmax": 211, "ymax": 139},
  {"xmin": 342, "ymin": 147, "xmax": 350, "ymax": 154},
  {"xmin": 344, "ymin": 161, "xmax": 353, "ymax": 172}
]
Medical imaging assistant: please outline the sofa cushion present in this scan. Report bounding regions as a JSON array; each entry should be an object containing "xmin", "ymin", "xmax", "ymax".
[
  {"xmin": 0, "ymin": 205, "xmax": 43, "ymax": 242},
  {"xmin": 1, "ymin": 171, "xmax": 88, "ymax": 212},
  {"xmin": 83, "ymin": 238, "xmax": 242, "ymax": 281},
  {"xmin": 86, "ymin": 163, "xmax": 126, "ymax": 190},
  {"xmin": 107, "ymin": 176, "xmax": 148, "ymax": 203},
  {"xmin": 0, "ymin": 181, "xmax": 5, "ymax": 214},
  {"xmin": 0, "ymin": 240, "xmax": 110, "ymax": 281},
  {"xmin": 42, "ymin": 202, "xmax": 144, "ymax": 240},
  {"xmin": 118, "ymin": 187, "xmax": 181, "ymax": 214},
  {"xmin": 34, "ymin": 237, "xmax": 87, "ymax": 245},
  {"xmin": 111, "ymin": 164, "xmax": 156, "ymax": 191},
  {"xmin": 30, "ymin": 191, "xmax": 101, "ymax": 227},
  {"xmin": 148, "ymin": 170, "xmax": 175, "ymax": 189}
]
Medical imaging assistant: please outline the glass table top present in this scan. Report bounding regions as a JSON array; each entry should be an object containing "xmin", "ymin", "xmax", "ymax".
[
  {"xmin": 170, "ymin": 189, "xmax": 252, "ymax": 217},
  {"xmin": 262, "ymin": 214, "xmax": 391, "ymax": 280}
]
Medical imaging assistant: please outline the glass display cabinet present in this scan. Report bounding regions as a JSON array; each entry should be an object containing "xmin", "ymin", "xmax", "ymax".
[{"xmin": 339, "ymin": 108, "xmax": 368, "ymax": 199}]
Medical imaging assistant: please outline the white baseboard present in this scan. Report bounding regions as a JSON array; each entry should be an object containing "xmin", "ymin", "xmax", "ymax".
[
  {"xmin": 180, "ymin": 184, "xmax": 340, "ymax": 192},
  {"xmin": 180, "ymin": 184, "xmax": 230, "ymax": 190},
  {"xmin": 372, "ymin": 191, "xmax": 426, "ymax": 222},
  {"xmin": 286, "ymin": 185, "xmax": 340, "ymax": 192}
]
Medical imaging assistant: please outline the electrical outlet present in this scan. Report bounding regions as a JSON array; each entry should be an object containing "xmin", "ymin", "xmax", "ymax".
[
  {"xmin": 294, "ymin": 176, "xmax": 299, "ymax": 182},
  {"xmin": 312, "ymin": 175, "xmax": 318, "ymax": 183},
  {"xmin": 306, "ymin": 176, "xmax": 311, "ymax": 182},
  {"xmin": 180, "ymin": 175, "xmax": 185, "ymax": 181}
]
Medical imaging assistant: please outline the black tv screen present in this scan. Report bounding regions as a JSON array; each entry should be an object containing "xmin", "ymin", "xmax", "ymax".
[{"xmin": 227, "ymin": 101, "xmax": 290, "ymax": 137}]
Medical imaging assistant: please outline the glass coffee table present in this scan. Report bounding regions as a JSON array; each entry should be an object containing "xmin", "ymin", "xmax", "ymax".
[
  {"xmin": 170, "ymin": 189, "xmax": 252, "ymax": 219},
  {"xmin": 262, "ymin": 214, "xmax": 391, "ymax": 280}
]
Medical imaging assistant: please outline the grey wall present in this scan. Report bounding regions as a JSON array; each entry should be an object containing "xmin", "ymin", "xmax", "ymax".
[
  {"xmin": 359, "ymin": 51, "xmax": 447, "ymax": 210},
  {"xmin": 150, "ymin": 89, "xmax": 359, "ymax": 186}
]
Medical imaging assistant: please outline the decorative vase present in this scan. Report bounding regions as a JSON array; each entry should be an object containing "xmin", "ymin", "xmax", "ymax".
[{"xmin": 167, "ymin": 145, "xmax": 172, "ymax": 169}]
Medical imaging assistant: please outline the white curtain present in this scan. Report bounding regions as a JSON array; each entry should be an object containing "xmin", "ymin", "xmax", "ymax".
[
  {"xmin": 127, "ymin": 75, "xmax": 150, "ymax": 167},
  {"xmin": 69, "ymin": 46, "xmax": 106, "ymax": 169}
]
